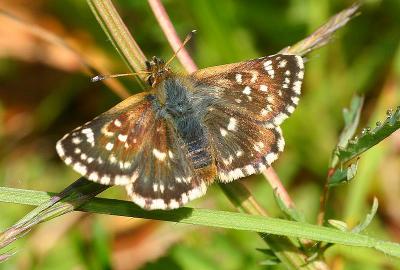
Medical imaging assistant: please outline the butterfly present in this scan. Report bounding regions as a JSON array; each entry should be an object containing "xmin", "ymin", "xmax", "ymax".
[{"xmin": 56, "ymin": 53, "xmax": 304, "ymax": 210}]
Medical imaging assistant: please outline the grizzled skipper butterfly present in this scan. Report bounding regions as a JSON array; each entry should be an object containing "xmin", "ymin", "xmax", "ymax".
[{"xmin": 56, "ymin": 36, "xmax": 304, "ymax": 210}]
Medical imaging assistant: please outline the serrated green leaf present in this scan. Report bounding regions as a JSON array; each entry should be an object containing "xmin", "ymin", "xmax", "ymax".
[
  {"xmin": 338, "ymin": 107, "xmax": 400, "ymax": 163},
  {"xmin": 352, "ymin": 197, "xmax": 379, "ymax": 233}
]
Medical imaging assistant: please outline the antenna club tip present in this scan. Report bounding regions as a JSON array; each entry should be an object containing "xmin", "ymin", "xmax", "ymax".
[{"xmin": 91, "ymin": 75, "xmax": 104, "ymax": 82}]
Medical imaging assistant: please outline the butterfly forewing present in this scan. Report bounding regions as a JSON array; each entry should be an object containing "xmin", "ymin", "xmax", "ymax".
[
  {"xmin": 56, "ymin": 92, "xmax": 216, "ymax": 210},
  {"xmin": 56, "ymin": 92, "xmax": 154, "ymax": 186},
  {"xmin": 190, "ymin": 54, "xmax": 304, "ymax": 181},
  {"xmin": 192, "ymin": 54, "xmax": 304, "ymax": 127}
]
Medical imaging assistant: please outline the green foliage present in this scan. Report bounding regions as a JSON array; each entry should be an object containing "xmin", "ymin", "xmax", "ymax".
[
  {"xmin": 338, "ymin": 106, "xmax": 400, "ymax": 163},
  {"xmin": 1, "ymin": 0, "xmax": 400, "ymax": 269}
]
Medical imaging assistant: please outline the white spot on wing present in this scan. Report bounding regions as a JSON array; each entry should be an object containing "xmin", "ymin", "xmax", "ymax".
[
  {"xmin": 261, "ymin": 109, "xmax": 268, "ymax": 116},
  {"xmin": 153, "ymin": 148, "xmax": 166, "ymax": 161},
  {"xmin": 287, "ymin": 105, "xmax": 295, "ymax": 113},
  {"xmin": 65, "ymin": 157, "xmax": 72, "ymax": 165},
  {"xmin": 227, "ymin": 117, "xmax": 237, "ymax": 131},
  {"xmin": 114, "ymin": 119, "xmax": 122, "ymax": 127},
  {"xmin": 278, "ymin": 137, "xmax": 285, "ymax": 152},
  {"xmin": 118, "ymin": 134, "xmax": 128, "ymax": 142},
  {"xmin": 56, "ymin": 142, "xmax": 65, "ymax": 157},
  {"xmin": 265, "ymin": 152, "xmax": 278, "ymax": 165},
  {"xmin": 222, "ymin": 155, "xmax": 234, "ymax": 165},
  {"xmin": 293, "ymin": 81, "xmax": 302, "ymax": 94},
  {"xmin": 263, "ymin": 60, "xmax": 272, "ymax": 68},
  {"xmin": 100, "ymin": 175, "xmax": 111, "ymax": 184},
  {"xmin": 260, "ymin": 85, "xmax": 268, "ymax": 92},
  {"xmin": 109, "ymin": 154, "xmax": 117, "ymax": 164},
  {"xmin": 101, "ymin": 125, "xmax": 114, "ymax": 137},
  {"xmin": 169, "ymin": 199, "xmax": 180, "ymax": 209},
  {"xmin": 115, "ymin": 175, "xmax": 130, "ymax": 185},
  {"xmin": 278, "ymin": 59, "xmax": 287, "ymax": 68},
  {"xmin": 236, "ymin": 150, "xmax": 243, "ymax": 157},
  {"xmin": 273, "ymin": 112, "xmax": 288, "ymax": 126},
  {"xmin": 82, "ymin": 128, "xmax": 95, "ymax": 146},
  {"xmin": 88, "ymin": 172, "xmax": 99, "ymax": 181},
  {"xmin": 73, "ymin": 162, "xmax": 87, "ymax": 175},
  {"xmin": 105, "ymin": 142, "xmax": 114, "ymax": 151},
  {"xmin": 235, "ymin": 73, "xmax": 242, "ymax": 83},
  {"xmin": 250, "ymin": 72, "xmax": 258, "ymax": 83},
  {"xmin": 291, "ymin": 97, "xmax": 299, "ymax": 104},
  {"xmin": 267, "ymin": 69, "xmax": 275, "ymax": 78},
  {"xmin": 245, "ymin": 165, "xmax": 256, "ymax": 175},
  {"xmin": 220, "ymin": 128, "xmax": 228, "ymax": 137},
  {"xmin": 258, "ymin": 163, "xmax": 267, "ymax": 171},
  {"xmin": 295, "ymin": 55, "xmax": 304, "ymax": 68},
  {"xmin": 254, "ymin": 141, "xmax": 265, "ymax": 152},
  {"xmin": 242, "ymin": 86, "xmax": 251, "ymax": 95},
  {"xmin": 72, "ymin": 137, "xmax": 82, "ymax": 145}
]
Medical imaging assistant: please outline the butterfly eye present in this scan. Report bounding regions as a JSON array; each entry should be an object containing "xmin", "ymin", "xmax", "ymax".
[
  {"xmin": 145, "ymin": 60, "xmax": 152, "ymax": 71},
  {"xmin": 147, "ymin": 75, "xmax": 154, "ymax": 86}
]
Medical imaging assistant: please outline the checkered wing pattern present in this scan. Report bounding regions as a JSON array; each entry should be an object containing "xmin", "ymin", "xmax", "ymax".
[
  {"xmin": 56, "ymin": 92, "xmax": 215, "ymax": 210},
  {"xmin": 191, "ymin": 54, "xmax": 304, "ymax": 181}
]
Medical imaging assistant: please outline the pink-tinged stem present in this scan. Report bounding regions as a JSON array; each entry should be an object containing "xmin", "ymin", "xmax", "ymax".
[
  {"xmin": 147, "ymin": 0, "xmax": 198, "ymax": 73},
  {"xmin": 263, "ymin": 167, "xmax": 295, "ymax": 208}
]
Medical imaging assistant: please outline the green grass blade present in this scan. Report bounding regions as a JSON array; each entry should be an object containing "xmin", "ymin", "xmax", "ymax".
[{"xmin": 1, "ymin": 187, "xmax": 400, "ymax": 258}]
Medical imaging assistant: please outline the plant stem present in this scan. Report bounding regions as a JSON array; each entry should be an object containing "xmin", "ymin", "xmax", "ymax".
[
  {"xmin": 3, "ymin": 187, "xmax": 400, "ymax": 259},
  {"xmin": 87, "ymin": 0, "xmax": 147, "ymax": 88},
  {"xmin": 147, "ymin": 0, "xmax": 198, "ymax": 73}
]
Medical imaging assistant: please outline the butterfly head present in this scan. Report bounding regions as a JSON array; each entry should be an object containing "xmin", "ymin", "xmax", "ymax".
[{"xmin": 145, "ymin": 56, "xmax": 171, "ymax": 87}]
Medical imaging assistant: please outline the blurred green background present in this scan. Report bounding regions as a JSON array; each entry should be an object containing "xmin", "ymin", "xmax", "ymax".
[{"xmin": 0, "ymin": 0, "xmax": 399, "ymax": 269}]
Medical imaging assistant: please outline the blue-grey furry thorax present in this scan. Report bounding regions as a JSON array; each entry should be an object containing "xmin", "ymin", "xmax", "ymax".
[{"xmin": 148, "ymin": 77, "xmax": 215, "ymax": 169}]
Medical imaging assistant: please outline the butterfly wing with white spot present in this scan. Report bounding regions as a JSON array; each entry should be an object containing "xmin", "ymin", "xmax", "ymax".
[
  {"xmin": 56, "ymin": 92, "xmax": 216, "ymax": 209},
  {"xmin": 192, "ymin": 54, "xmax": 304, "ymax": 127},
  {"xmin": 204, "ymin": 104, "xmax": 284, "ymax": 182},
  {"xmin": 125, "ymin": 118, "xmax": 216, "ymax": 209},
  {"xmin": 190, "ymin": 54, "xmax": 303, "ymax": 181},
  {"xmin": 56, "ymin": 92, "xmax": 155, "ymax": 186}
]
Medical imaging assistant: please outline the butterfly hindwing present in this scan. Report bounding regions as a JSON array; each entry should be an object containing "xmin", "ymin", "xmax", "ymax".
[
  {"xmin": 204, "ymin": 104, "xmax": 284, "ymax": 182},
  {"xmin": 56, "ymin": 91, "xmax": 216, "ymax": 209},
  {"xmin": 192, "ymin": 54, "xmax": 304, "ymax": 127},
  {"xmin": 125, "ymin": 116, "xmax": 216, "ymax": 209}
]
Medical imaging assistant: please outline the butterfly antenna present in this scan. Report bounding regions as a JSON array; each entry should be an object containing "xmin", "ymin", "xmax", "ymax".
[
  {"xmin": 91, "ymin": 71, "xmax": 151, "ymax": 82},
  {"xmin": 165, "ymin": 30, "xmax": 196, "ymax": 67}
]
